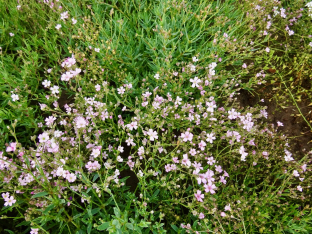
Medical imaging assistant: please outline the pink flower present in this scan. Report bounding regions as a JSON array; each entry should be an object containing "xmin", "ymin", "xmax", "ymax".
[
  {"xmin": 205, "ymin": 169, "xmax": 214, "ymax": 182},
  {"xmin": 165, "ymin": 164, "xmax": 172, "ymax": 172},
  {"xmin": 95, "ymin": 84, "xmax": 101, "ymax": 91},
  {"xmin": 189, "ymin": 148, "xmax": 197, "ymax": 156},
  {"xmin": 61, "ymin": 55, "xmax": 76, "ymax": 68},
  {"xmin": 198, "ymin": 140, "xmax": 206, "ymax": 151},
  {"xmin": 85, "ymin": 161, "xmax": 101, "ymax": 172},
  {"xmin": 207, "ymin": 157, "xmax": 216, "ymax": 165},
  {"xmin": 301, "ymin": 164, "xmax": 307, "ymax": 172},
  {"xmin": 297, "ymin": 185, "xmax": 303, "ymax": 192},
  {"xmin": 173, "ymin": 157, "xmax": 179, "ymax": 163},
  {"xmin": 181, "ymin": 154, "xmax": 191, "ymax": 167},
  {"xmin": 6, "ymin": 142, "xmax": 17, "ymax": 152},
  {"xmin": 221, "ymin": 212, "xmax": 226, "ymax": 217},
  {"xmin": 197, "ymin": 173, "xmax": 207, "ymax": 185},
  {"xmin": 198, "ymin": 213, "xmax": 205, "ymax": 219},
  {"xmin": 181, "ymin": 131, "xmax": 193, "ymax": 142},
  {"xmin": 293, "ymin": 170, "xmax": 299, "ymax": 177},
  {"xmin": 45, "ymin": 116, "xmax": 56, "ymax": 127},
  {"xmin": 220, "ymin": 176, "xmax": 227, "ymax": 184},
  {"xmin": 30, "ymin": 228, "xmax": 39, "ymax": 234},
  {"xmin": 225, "ymin": 204, "xmax": 231, "ymax": 211},
  {"xmin": 277, "ymin": 121, "xmax": 283, "ymax": 127},
  {"xmin": 215, "ymin": 165, "xmax": 223, "ymax": 173},
  {"xmin": 75, "ymin": 116, "xmax": 88, "ymax": 128},
  {"xmin": 204, "ymin": 181, "xmax": 217, "ymax": 194},
  {"xmin": 194, "ymin": 190, "xmax": 204, "ymax": 202}
]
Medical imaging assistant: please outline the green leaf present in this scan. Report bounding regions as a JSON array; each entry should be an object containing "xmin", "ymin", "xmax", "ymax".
[
  {"xmin": 81, "ymin": 192, "xmax": 89, "ymax": 197},
  {"xmin": 32, "ymin": 192, "xmax": 48, "ymax": 199},
  {"xmin": 92, "ymin": 173, "xmax": 99, "ymax": 182},
  {"xmin": 152, "ymin": 189, "xmax": 160, "ymax": 199},
  {"xmin": 91, "ymin": 208, "xmax": 101, "ymax": 215},
  {"xmin": 43, "ymin": 204, "xmax": 55, "ymax": 214},
  {"xmin": 97, "ymin": 222, "xmax": 110, "ymax": 231},
  {"xmin": 73, "ymin": 214, "xmax": 83, "ymax": 220},
  {"xmin": 16, "ymin": 221, "xmax": 31, "ymax": 227},
  {"xmin": 87, "ymin": 223, "xmax": 92, "ymax": 234},
  {"xmin": 171, "ymin": 224, "xmax": 178, "ymax": 232},
  {"xmin": 185, "ymin": 186, "xmax": 193, "ymax": 192},
  {"xmin": 126, "ymin": 223, "xmax": 134, "ymax": 230},
  {"xmin": 114, "ymin": 207, "xmax": 120, "ymax": 218},
  {"xmin": 4, "ymin": 230, "xmax": 15, "ymax": 234}
]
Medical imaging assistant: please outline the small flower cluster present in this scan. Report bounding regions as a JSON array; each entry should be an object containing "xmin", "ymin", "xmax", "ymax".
[{"xmin": 2, "ymin": 192, "xmax": 16, "ymax": 206}]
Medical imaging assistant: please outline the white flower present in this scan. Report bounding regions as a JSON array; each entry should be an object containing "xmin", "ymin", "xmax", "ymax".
[
  {"xmin": 72, "ymin": 18, "xmax": 77, "ymax": 24},
  {"xmin": 117, "ymin": 156, "xmax": 123, "ymax": 162},
  {"xmin": 30, "ymin": 228, "xmax": 39, "ymax": 234},
  {"xmin": 55, "ymin": 24, "xmax": 61, "ymax": 30},
  {"xmin": 60, "ymin": 11, "xmax": 69, "ymax": 21},
  {"xmin": 154, "ymin": 73, "xmax": 160, "ymax": 79},
  {"xmin": 284, "ymin": 149, "xmax": 294, "ymax": 162},
  {"xmin": 192, "ymin": 56, "xmax": 198, "ymax": 62},
  {"xmin": 206, "ymin": 101, "xmax": 216, "ymax": 113},
  {"xmin": 38, "ymin": 132, "xmax": 49, "ymax": 143},
  {"xmin": 117, "ymin": 87, "xmax": 125, "ymax": 95},
  {"xmin": 239, "ymin": 146, "xmax": 248, "ymax": 161},
  {"xmin": 209, "ymin": 62, "xmax": 217, "ymax": 69},
  {"xmin": 206, "ymin": 133, "xmax": 216, "ymax": 143},
  {"xmin": 91, "ymin": 148, "xmax": 101, "ymax": 158},
  {"xmin": 42, "ymin": 79, "xmax": 51, "ymax": 88},
  {"xmin": 4, "ymin": 196, "xmax": 16, "ymax": 206},
  {"xmin": 190, "ymin": 64, "xmax": 196, "ymax": 72},
  {"xmin": 9, "ymin": 33, "xmax": 14, "ymax": 37},
  {"xmin": 190, "ymin": 76, "xmax": 202, "ymax": 88},
  {"xmin": 138, "ymin": 170, "xmax": 144, "ymax": 177},
  {"xmin": 67, "ymin": 173, "xmax": 76, "ymax": 183},
  {"xmin": 50, "ymin": 85, "xmax": 60, "ymax": 94},
  {"xmin": 147, "ymin": 129, "xmax": 158, "ymax": 141},
  {"xmin": 175, "ymin": 96, "xmax": 182, "ymax": 105},
  {"xmin": 95, "ymin": 48, "xmax": 100, "ymax": 52},
  {"xmin": 293, "ymin": 170, "xmax": 299, "ymax": 177},
  {"xmin": 265, "ymin": 47, "xmax": 270, "ymax": 53},
  {"xmin": 11, "ymin": 94, "xmax": 19, "ymax": 102},
  {"xmin": 117, "ymin": 146, "xmax": 124, "ymax": 153}
]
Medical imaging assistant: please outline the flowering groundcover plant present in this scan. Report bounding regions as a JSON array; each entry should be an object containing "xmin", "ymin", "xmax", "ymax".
[
  {"xmin": 1, "ymin": 50, "xmax": 311, "ymax": 233},
  {"xmin": 1, "ymin": 0, "xmax": 312, "ymax": 233}
]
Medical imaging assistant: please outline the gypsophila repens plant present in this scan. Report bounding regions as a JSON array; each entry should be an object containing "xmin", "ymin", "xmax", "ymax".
[
  {"xmin": 1, "ymin": 0, "xmax": 312, "ymax": 233},
  {"xmin": 1, "ymin": 47, "xmax": 311, "ymax": 233}
]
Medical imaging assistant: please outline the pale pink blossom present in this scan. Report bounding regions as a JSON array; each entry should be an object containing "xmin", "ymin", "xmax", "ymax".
[
  {"xmin": 194, "ymin": 190, "xmax": 204, "ymax": 202},
  {"xmin": 181, "ymin": 131, "xmax": 193, "ymax": 142},
  {"xmin": 204, "ymin": 182, "xmax": 217, "ymax": 194}
]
